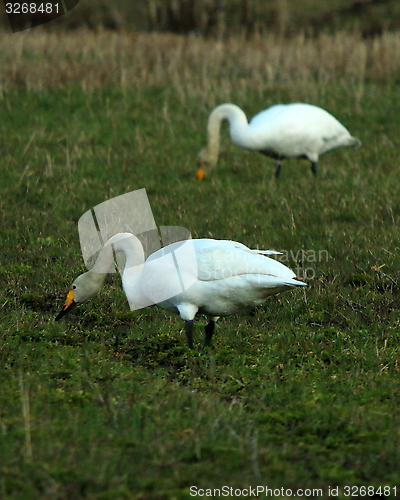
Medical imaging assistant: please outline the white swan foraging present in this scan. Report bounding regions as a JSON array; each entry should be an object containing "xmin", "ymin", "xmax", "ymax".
[
  {"xmin": 56, "ymin": 233, "xmax": 306, "ymax": 348},
  {"xmin": 196, "ymin": 103, "xmax": 361, "ymax": 179}
]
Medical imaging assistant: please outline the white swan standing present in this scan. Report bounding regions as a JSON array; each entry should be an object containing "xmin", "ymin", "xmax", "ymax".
[
  {"xmin": 56, "ymin": 233, "xmax": 306, "ymax": 348},
  {"xmin": 196, "ymin": 103, "xmax": 361, "ymax": 179}
]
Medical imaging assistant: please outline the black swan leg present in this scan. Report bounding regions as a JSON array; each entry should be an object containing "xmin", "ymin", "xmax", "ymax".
[
  {"xmin": 311, "ymin": 161, "xmax": 318, "ymax": 176},
  {"xmin": 185, "ymin": 320, "xmax": 194, "ymax": 349},
  {"xmin": 203, "ymin": 320, "xmax": 216, "ymax": 348}
]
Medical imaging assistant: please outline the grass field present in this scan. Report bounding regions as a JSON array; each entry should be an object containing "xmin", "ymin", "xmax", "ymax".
[{"xmin": 1, "ymin": 30, "xmax": 400, "ymax": 499}]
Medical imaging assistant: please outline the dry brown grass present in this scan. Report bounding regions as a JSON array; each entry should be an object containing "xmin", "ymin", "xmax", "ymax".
[{"xmin": 0, "ymin": 29, "xmax": 399, "ymax": 103}]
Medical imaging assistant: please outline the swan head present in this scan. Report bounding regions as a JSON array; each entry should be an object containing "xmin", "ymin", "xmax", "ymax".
[
  {"xmin": 196, "ymin": 148, "xmax": 217, "ymax": 181},
  {"xmin": 55, "ymin": 271, "xmax": 105, "ymax": 321}
]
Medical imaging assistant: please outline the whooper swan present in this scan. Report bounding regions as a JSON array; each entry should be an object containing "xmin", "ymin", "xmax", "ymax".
[
  {"xmin": 197, "ymin": 103, "xmax": 361, "ymax": 179},
  {"xmin": 56, "ymin": 233, "xmax": 306, "ymax": 348}
]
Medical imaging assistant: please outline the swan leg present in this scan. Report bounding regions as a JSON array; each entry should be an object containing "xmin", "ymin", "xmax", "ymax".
[
  {"xmin": 185, "ymin": 320, "xmax": 194, "ymax": 349},
  {"xmin": 203, "ymin": 319, "xmax": 216, "ymax": 348},
  {"xmin": 274, "ymin": 162, "xmax": 282, "ymax": 178},
  {"xmin": 311, "ymin": 161, "xmax": 318, "ymax": 175}
]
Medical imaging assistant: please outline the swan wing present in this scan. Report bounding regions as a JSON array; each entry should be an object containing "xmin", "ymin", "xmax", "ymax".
[
  {"xmin": 243, "ymin": 103, "xmax": 355, "ymax": 157},
  {"xmin": 193, "ymin": 239, "xmax": 302, "ymax": 284}
]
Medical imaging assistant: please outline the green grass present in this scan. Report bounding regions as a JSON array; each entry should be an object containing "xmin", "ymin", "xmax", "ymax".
[{"xmin": 1, "ymin": 78, "xmax": 400, "ymax": 499}]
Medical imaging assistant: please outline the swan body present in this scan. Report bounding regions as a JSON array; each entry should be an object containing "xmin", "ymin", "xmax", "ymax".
[
  {"xmin": 197, "ymin": 103, "xmax": 361, "ymax": 179},
  {"xmin": 56, "ymin": 233, "xmax": 306, "ymax": 348}
]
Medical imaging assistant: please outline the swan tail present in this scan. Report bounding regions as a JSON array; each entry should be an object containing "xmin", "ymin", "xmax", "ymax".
[
  {"xmin": 253, "ymin": 249, "xmax": 282, "ymax": 256},
  {"xmin": 283, "ymin": 278, "xmax": 307, "ymax": 287},
  {"xmin": 349, "ymin": 136, "xmax": 362, "ymax": 148}
]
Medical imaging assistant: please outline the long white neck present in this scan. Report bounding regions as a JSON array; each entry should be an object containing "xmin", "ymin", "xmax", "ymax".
[
  {"xmin": 90, "ymin": 233, "xmax": 145, "ymax": 298},
  {"xmin": 71, "ymin": 233, "xmax": 146, "ymax": 308},
  {"xmin": 198, "ymin": 104, "xmax": 249, "ymax": 173},
  {"xmin": 90, "ymin": 233, "xmax": 142, "ymax": 270},
  {"xmin": 206, "ymin": 103, "xmax": 249, "ymax": 159}
]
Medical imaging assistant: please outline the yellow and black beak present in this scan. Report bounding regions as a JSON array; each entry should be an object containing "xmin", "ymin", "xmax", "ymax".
[
  {"xmin": 196, "ymin": 167, "xmax": 205, "ymax": 181},
  {"xmin": 55, "ymin": 289, "xmax": 76, "ymax": 321}
]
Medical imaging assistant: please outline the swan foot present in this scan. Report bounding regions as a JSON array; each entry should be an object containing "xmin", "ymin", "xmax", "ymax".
[
  {"xmin": 203, "ymin": 320, "xmax": 215, "ymax": 348},
  {"xmin": 185, "ymin": 320, "xmax": 194, "ymax": 349}
]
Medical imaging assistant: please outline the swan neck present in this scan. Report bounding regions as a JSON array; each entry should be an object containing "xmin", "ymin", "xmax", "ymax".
[
  {"xmin": 91, "ymin": 233, "xmax": 145, "ymax": 281},
  {"xmin": 206, "ymin": 104, "xmax": 249, "ymax": 156}
]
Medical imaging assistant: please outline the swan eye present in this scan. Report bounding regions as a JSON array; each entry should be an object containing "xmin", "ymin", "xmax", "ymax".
[{"xmin": 72, "ymin": 285, "xmax": 76, "ymax": 290}]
